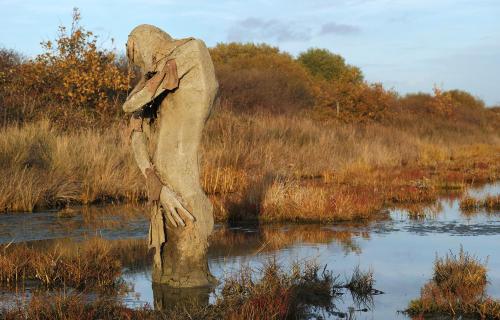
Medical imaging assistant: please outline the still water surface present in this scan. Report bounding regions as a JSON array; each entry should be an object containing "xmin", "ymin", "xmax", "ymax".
[{"xmin": 0, "ymin": 183, "xmax": 498, "ymax": 319}]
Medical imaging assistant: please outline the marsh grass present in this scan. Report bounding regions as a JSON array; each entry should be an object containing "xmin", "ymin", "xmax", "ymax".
[
  {"xmin": 0, "ymin": 120, "xmax": 144, "ymax": 212},
  {"xmin": 0, "ymin": 237, "xmax": 149, "ymax": 291},
  {"xmin": 1, "ymin": 292, "xmax": 157, "ymax": 320},
  {"xmin": 345, "ymin": 266, "xmax": 375, "ymax": 296},
  {"xmin": 460, "ymin": 195, "xmax": 500, "ymax": 213},
  {"xmin": 406, "ymin": 248, "xmax": 500, "ymax": 319},
  {"xmin": 206, "ymin": 260, "xmax": 338, "ymax": 320},
  {"xmin": 0, "ymin": 110, "xmax": 499, "ymax": 222}
]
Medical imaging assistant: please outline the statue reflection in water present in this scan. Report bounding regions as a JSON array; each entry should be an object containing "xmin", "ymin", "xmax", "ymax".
[{"xmin": 152, "ymin": 283, "xmax": 212, "ymax": 313}]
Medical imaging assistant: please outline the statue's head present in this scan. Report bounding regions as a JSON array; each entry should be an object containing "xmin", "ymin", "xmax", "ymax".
[{"xmin": 126, "ymin": 24, "xmax": 173, "ymax": 72}]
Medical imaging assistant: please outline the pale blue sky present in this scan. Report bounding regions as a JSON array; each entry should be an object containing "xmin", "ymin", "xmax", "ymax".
[{"xmin": 1, "ymin": 0, "xmax": 499, "ymax": 105}]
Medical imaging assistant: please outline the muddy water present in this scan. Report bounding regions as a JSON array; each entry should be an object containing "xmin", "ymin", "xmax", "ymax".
[{"xmin": 0, "ymin": 183, "xmax": 499, "ymax": 319}]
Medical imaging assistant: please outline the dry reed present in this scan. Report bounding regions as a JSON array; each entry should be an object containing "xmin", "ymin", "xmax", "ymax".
[
  {"xmin": 460, "ymin": 195, "xmax": 500, "ymax": 212},
  {"xmin": 0, "ymin": 237, "xmax": 148, "ymax": 290},
  {"xmin": 1, "ymin": 109, "xmax": 499, "ymax": 222},
  {"xmin": 406, "ymin": 248, "xmax": 500, "ymax": 319}
]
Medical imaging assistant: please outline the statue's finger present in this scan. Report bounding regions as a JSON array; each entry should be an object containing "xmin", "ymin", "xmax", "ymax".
[
  {"xmin": 171, "ymin": 197, "xmax": 195, "ymax": 221},
  {"xmin": 160, "ymin": 201, "xmax": 178, "ymax": 227},
  {"xmin": 171, "ymin": 209, "xmax": 186, "ymax": 227},
  {"xmin": 168, "ymin": 203, "xmax": 186, "ymax": 227},
  {"xmin": 165, "ymin": 211, "xmax": 178, "ymax": 227},
  {"xmin": 178, "ymin": 206, "xmax": 195, "ymax": 222}
]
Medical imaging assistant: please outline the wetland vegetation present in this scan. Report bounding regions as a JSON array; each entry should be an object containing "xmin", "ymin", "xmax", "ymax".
[{"xmin": 406, "ymin": 248, "xmax": 500, "ymax": 319}]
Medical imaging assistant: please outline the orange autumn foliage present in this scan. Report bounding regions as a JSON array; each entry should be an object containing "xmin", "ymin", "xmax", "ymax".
[{"xmin": 0, "ymin": 8, "xmax": 130, "ymax": 127}]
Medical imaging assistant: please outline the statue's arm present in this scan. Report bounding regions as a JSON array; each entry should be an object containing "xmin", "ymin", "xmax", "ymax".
[
  {"xmin": 123, "ymin": 60, "xmax": 179, "ymax": 114},
  {"xmin": 129, "ymin": 116, "xmax": 194, "ymax": 227},
  {"xmin": 128, "ymin": 75, "xmax": 147, "ymax": 97},
  {"xmin": 130, "ymin": 116, "xmax": 152, "ymax": 178},
  {"xmin": 123, "ymin": 74, "xmax": 164, "ymax": 113}
]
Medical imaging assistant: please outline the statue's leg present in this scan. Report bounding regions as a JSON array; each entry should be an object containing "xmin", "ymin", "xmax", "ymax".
[{"xmin": 152, "ymin": 83, "xmax": 216, "ymax": 287}]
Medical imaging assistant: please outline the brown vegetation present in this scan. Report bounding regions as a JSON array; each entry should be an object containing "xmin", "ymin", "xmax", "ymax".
[
  {"xmin": 212, "ymin": 260, "xmax": 335, "ymax": 320},
  {"xmin": 0, "ymin": 112, "xmax": 498, "ymax": 222},
  {"xmin": 211, "ymin": 43, "xmax": 315, "ymax": 113},
  {"xmin": 1, "ymin": 292, "xmax": 157, "ymax": 320},
  {"xmin": 0, "ymin": 120, "xmax": 143, "ymax": 212},
  {"xmin": 0, "ymin": 237, "xmax": 148, "ymax": 290},
  {"xmin": 460, "ymin": 195, "xmax": 500, "ymax": 212},
  {"xmin": 406, "ymin": 248, "xmax": 500, "ymax": 319},
  {"xmin": 0, "ymin": 9, "xmax": 129, "ymax": 127}
]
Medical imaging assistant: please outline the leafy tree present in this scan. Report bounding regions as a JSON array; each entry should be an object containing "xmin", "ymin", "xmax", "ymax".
[
  {"xmin": 297, "ymin": 48, "xmax": 363, "ymax": 84},
  {"xmin": 297, "ymin": 49, "xmax": 396, "ymax": 122}
]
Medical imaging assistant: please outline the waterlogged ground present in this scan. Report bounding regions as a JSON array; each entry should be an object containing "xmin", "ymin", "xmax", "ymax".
[{"xmin": 0, "ymin": 183, "xmax": 498, "ymax": 319}]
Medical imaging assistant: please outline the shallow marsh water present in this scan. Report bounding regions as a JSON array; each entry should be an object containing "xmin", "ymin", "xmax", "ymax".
[{"xmin": 0, "ymin": 183, "xmax": 498, "ymax": 319}]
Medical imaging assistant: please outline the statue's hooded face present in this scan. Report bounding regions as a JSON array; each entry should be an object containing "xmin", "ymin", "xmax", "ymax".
[{"xmin": 126, "ymin": 24, "xmax": 173, "ymax": 73}]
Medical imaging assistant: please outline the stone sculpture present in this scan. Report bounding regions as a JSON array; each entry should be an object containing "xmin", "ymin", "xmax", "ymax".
[{"xmin": 123, "ymin": 24, "xmax": 218, "ymax": 287}]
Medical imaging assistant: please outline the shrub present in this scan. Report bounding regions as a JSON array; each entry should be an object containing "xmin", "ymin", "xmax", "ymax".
[
  {"xmin": 297, "ymin": 49, "xmax": 396, "ymax": 123},
  {"xmin": 311, "ymin": 80, "xmax": 398, "ymax": 123},
  {"xmin": 0, "ymin": 8, "xmax": 130, "ymax": 127},
  {"xmin": 211, "ymin": 43, "xmax": 315, "ymax": 113},
  {"xmin": 0, "ymin": 238, "xmax": 123, "ymax": 291}
]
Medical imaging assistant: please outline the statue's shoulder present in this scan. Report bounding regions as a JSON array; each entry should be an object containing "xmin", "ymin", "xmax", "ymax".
[
  {"xmin": 178, "ymin": 36, "xmax": 208, "ymax": 46},
  {"xmin": 169, "ymin": 38, "xmax": 209, "ymax": 59}
]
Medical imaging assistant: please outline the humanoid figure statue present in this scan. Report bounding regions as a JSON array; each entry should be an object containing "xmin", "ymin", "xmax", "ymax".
[{"xmin": 123, "ymin": 24, "xmax": 218, "ymax": 287}]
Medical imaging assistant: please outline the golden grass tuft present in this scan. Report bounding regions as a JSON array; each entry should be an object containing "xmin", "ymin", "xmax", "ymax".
[{"xmin": 407, "ymin": 248, "xmax": 500, "ymax": 319}]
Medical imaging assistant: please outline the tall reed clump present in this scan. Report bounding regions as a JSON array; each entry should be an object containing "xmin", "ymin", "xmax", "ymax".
[
  {"xmin": 0, "ymin": 238, "xmax": 124, "ymax": 290},
  {"xmin": 406, "ymin": 248, "xmax": 500, "ymax": 319},
  {"xmin": 0, "ymin": 120, "xmax": 144, "ymax": 212},
  {"xmin": 208, "ymin": 260, "xmax": 336, "ymax": 320}
]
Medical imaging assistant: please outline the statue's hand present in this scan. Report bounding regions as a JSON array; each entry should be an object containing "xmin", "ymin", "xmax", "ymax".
[{"xmin": 160, "ymin": 186, "xmax": 195, "ymax": 227}]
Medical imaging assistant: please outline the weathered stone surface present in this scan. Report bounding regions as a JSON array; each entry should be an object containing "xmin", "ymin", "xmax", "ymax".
[{"xmin": 123, "ymin": 24, "xmax": 218, "ymax": 287}]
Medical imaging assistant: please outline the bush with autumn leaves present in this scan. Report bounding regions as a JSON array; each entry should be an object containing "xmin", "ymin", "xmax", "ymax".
[{"xmin": 0, "ymin": 9, "xmax": 129, "ymax": 127}]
